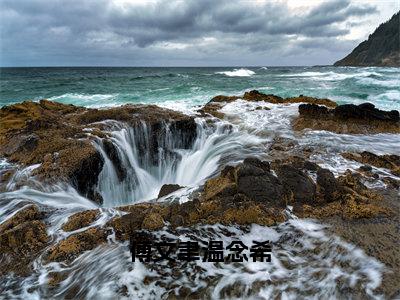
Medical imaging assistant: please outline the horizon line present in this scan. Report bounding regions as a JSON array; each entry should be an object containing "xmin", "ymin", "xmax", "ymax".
[{"xmin": 0, "ymin": 65, "xmax": 333, "ymax": 68}]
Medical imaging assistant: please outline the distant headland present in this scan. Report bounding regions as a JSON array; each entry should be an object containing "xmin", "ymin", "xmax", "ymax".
[{"xmin": 334, "ymin": 12, "xmax": 399, "ymax": 67}]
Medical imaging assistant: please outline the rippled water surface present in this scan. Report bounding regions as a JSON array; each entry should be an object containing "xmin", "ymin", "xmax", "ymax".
[{"xmin": 1, "ymin": 66, "xmax": 399, "ymax": 111}]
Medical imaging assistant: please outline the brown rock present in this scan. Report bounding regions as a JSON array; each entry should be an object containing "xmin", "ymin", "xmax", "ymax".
[
  {"xmin": 46, "ymin": 228, "xmax": 107, "ymax": 262},
  {"xmin": 243, "ymin": 91, "xmax": 337, "ymax": 108},
  {"xmin": 61, "ymin": 209, "xmax": 101, "ymax": 232},
  {"xmin": 142, "ymin": 213, "xmax": 165, "ymax": 230},
  {"xmin": 102, "ymin": 139, "xmax": 126, "ymax": 181},
  {"xmin": 316, "ymin": 168, "xmax": 342, "ymax": 202},
  {"xmin": 0, "ymin": 220, "xmax": 48, "ymax": 256},
  {"xmin": 198, "ymin": 91, "xmax": 337, "ymax": 119},
  {"xmin": 275, "ymin": 164, "xmax": 316, "ymax": 205},
  {"xmin": 0, "ymin": 204, "xmax": 42, "ymax": 233},
  {"xmin": 342, "ymin": 151, "xmax": 400, "ymax": 176},
  {"xmin": 236, "ymin": 163, "xmax": 284, "ymax": 205},
  {"xmin": 293, "ymin": 103, "xmax": 400, "ymax": 134},
  {"xmin": 0, "ymin": 100, "xmax": 198, "ymax": 203},
  {"xmin": 382, "ymin": 177, "xmax": 400, "ymax": 189},
  {"xmin": 203, "ymin": 174, "xmax": 237, "ymax": 201},
  {"xmin": 158, "ymin": 184, "xmax": 183, "ymax": 198},
  {"xmin": 170, "ymin": 214, "xmax": 185, "ymax": 227}
]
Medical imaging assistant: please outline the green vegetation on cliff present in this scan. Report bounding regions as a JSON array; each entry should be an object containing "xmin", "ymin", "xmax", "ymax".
[{"xmin": 334, "ymin": 12, "xmax": 399, "ymax": 67}]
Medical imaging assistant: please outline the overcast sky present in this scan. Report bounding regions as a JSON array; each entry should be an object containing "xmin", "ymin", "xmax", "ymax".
[{"xmin": 0, "ymin": 0, "xmax": 398, "ymax": 67}]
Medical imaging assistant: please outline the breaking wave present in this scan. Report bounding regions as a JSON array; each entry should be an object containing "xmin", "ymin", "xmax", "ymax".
[{"xmin": 216, "ymin": 68, "xmax": 256, "ymax": 77}]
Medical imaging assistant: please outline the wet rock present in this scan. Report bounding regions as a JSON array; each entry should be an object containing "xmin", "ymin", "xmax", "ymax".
[
  {"xmin": 294, "ymin": 103, "xmax": 400, "ymax": 134},
  {"xmin": 102, "ymin": 139, "xmax": 126, "ymax": 181},
  {"xmin": 284, "ymin": 95, "xmax": 337, "ymax": 108},
  {"xmin": 209, "ymin": 95, "xmax": 240, "ymax": 103},
  {"xmin": 1, "ymin": 134, "xmax": 39, "ymax": 156},
  {"xmin": 70, "ymin": 147, "xmax": 105, "ymax": 203},
  {"xmin": 110, "ymin": 159, "xmax": 289, "ymax": 234},
  {"xmin": 298, "ymin": 103, "xmax": 329, "ymax": 118},
  {"xmin": 316, "ymin": 168, "xmax": 342, "ymax": 202},
  {"xmin": 78, "ymin": 162, "xmax": 392, "ymax": 255},
  {"xmin": 0, "ymin": 220, "xmax": 48, "ymax": 255},
  {"xmin": 158, "ymin": 184, "xmax": 183, "ymax": 198},
  {"xmin": 241, "ymin": 90, "xmax": 337, "ymax": 107},
  {"xmin": 338, "ymin": 171, "xmax": 383, "ymax": 202},
  {"xmin": 243, "ymin": 157, "xmax": 270, "ymax": 172},
  {"xmin": 170, "ymin": 214, "xmax": 185, "ymax": 227},
  {"xmin": 142, "ymin": 213, "xmax": 165, "ymax": 230},
  {"xmin": 254, "ymin": 106, "xmax": 270, "ymax": 111},
  {"xmin": 61, "ymin": 209, "xmax": 101, "ymax": 232},
  {"xmin": 275, "ymin": 164, "xmax": 316, "ymax": 205},
  {"xmin": 220, "ymin": 203, "xmax": 285, "ymax": 226},
  {"xmin": 359, "ymin": 165, "xmax": 373, "ymax": 172},
  {"xmin": 199, "ymin": 91, "xmax": 337, "ymax": 119},
  {"xmin": 46, "ymin": 228, "xmax": 108, "ymax": 262},
  {"xmin": 236, "ymin": 163, "xmax": 283, "ymax": 205},
  {"xmin": 198, "ymin": 102, "xmax": 226, "ymax": 119},
  {"xmin": 269, "ymin": 137, "xmax": 298, "ymax": 152},
  {"xmin": 382, "ymin": 177, "xmax": 400, "ymax": 189},
  {"xmin": 0, "ymin": 100, "xmax": 198, "ymax": 203},
  {"xmin": 300, "ymin": 196, "xmax": 391, "ymax": 220},
  {"xmin": 334, "ymin": 103, "xmax": 399, "ymax": 122},
  {"xmin": 203, "ymin": 168, "xmax": 237, "ymax": 201},
  {"xmin": 342, "ymin": 151, "xmax": 400, "ymax": 176},
  {"xmin": 298, "ymin": 171, "xmax": 390, "ymax": 220},
  {"xmin": 303, "ymin": 161, "xmax": 319, "ymax": 171},
  {"xmin": 0, "ymin": 204, "xmax": 49, "ymax": 277},
  {"xmin": 0, "ymin": 204, "xmax": 42, "ymax": 233},
  {"xmin": 242, "ymin": 90, "xmax": 284, "ymax": 103}
]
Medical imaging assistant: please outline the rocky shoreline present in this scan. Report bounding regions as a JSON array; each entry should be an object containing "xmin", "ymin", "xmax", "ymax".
[{"xmin": 1, "ymin": 91, "xmax": 399, "ymax": 297}]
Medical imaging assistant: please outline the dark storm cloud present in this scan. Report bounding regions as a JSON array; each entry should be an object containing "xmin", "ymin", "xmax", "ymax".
[{"xmin": 0, "ymin": 0, "xmax": 380, "ymax": 66}]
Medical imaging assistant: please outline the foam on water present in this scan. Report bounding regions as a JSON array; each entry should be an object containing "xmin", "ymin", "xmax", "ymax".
[
  {"xmin": 279, "ymin": 70, "xmax": 383, "ymax": 81},
  {"xmin": 49, "ymin": 93, "xmax": 119, "ymax": 107},
  {"xmin": 218, "ymin": 99, "xmax": 400, "ymax": 186},
  {"xmin": 1, "ymin": 220, "xmax": 386, "ymax": 299},
  {"xmin": 216, "ymin": 68, "xmax": 256, "ymax": 77}
]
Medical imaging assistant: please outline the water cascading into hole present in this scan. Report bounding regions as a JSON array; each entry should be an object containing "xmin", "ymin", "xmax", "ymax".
[{"xmin": 94, "ymin": 118, "xmax": 267, "ymax": 207}]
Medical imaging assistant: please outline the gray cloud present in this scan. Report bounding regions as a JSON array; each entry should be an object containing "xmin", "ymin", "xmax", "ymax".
[{"xmin": 0, "ymin": 0, "xmax": 385, "ymax": 66}]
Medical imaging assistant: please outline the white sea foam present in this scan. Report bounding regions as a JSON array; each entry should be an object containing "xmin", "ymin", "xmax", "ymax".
[
  {"xmin": 216, "ymin": 68, "xmax": 255, "ymax": 77},
  {"xmin": 49, "ymin": 93, "xmax": 118, "ymax": 107},
  {"xmin": 2, "ymin": 220, "xmax": 384, "ymax": 299},
  {"xmin": 153, "ymin": 99, "xmax": 199, "ymax": 115},
  {"xmin": 280, "ymin": 70, "xmax": 384, "ymax": 81},
  {"xmin": 357, "ymin": 77, "xmax": 400, "ymax": 88}
]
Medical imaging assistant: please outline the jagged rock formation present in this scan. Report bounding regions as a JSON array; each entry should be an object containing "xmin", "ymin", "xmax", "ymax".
[
  {"xmin": 0, "ymin": 204, "xmax": 49, "ymax": 276},
  {"xmin": 293, "ymin": 102, "xmax": 399, "ymax": 134},
  {"xmin": 0, "ymin": 95, "xmax": 398, "ymax": 288},
  {"xmin": 334, "ymin": 12, "xmax": 400, "ymax": 67},
  {"xmin": 158, "ymin": 184, "xmax": 183, "ymax": 198},
  {"xmin": 199, "ymin": 90, "xmax": 337, "ymax": 119},
  {"xmin": 39, "ymin": 156, "xmax": 390, "ymax": 263},
  {"xmin": 342, "ymin": 151, "xmax": 400, "ymax": 176},
  {"xmin": 0, "ymin": 100, "xmax": 197, "ymax": 203}
]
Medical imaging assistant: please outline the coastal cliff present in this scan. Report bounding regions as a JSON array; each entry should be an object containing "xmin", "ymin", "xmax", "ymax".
[{"xmin": 334, "ymin": 12, "xmax": 400, "ymax": 67}]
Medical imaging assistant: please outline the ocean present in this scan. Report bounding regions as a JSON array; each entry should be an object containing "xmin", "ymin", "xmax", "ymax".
[
  {"xmin": 1, "ymin": 66, "xmax": 400, "ymax": 299},
  {"xmin": 1, "ymin": 66, "xmax": 399, "ymax": 111}
]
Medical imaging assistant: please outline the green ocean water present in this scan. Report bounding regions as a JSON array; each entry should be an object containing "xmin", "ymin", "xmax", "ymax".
[{"xmin": 1, "ymin": 66, "xmax": 399, "ymax": 111}]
